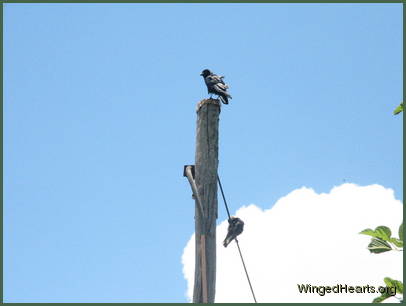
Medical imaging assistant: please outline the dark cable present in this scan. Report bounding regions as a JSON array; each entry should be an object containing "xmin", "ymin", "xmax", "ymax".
[
  {"xmin": 235, "ymin": 239, "xmax": 258, "ymax": 303},
  {"xmin": 217, "ymin": 174, "xmax": 231, "ymax": 220},
  {"xmin": 217, "ymin": 174, "xmax": 258, "ymax": 303}
]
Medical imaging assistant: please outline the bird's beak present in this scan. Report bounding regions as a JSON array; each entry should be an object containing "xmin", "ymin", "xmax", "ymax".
[{"xmin": 200, "ymin": 73, "xmax": 203, "ymax": 76}]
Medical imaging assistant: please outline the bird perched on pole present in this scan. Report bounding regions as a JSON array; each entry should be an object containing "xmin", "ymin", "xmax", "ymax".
[
  {"xmin": 223, "ymin": 217, "xmax": 244, "ymax": 247},
  {"xmin": 200, "ymin": 69, "xmax": 232, "ymax": 105}
]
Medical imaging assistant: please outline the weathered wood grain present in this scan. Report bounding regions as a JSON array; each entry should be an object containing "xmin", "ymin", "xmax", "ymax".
[{"xmin": 193, "ymin": 98, "xmax": 220, "ymax": 303}]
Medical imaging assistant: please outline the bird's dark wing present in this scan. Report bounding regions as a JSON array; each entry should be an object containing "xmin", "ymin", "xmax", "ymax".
[
  {"xmin": 216, "ymin": 83, "xmax": 229, "ymax": 90},
  {"xmin": 205, "ymin": 74, "xmax": 228, "ymax": 86},
  {"xmin": 204, "ymin": 75, "xmax": 219, "ymax": 86},
  {"xmin": 212, "ymin": 84, "xmax": 228, "ymax": 95},
  {"xmin": 234, "ymin": 221, "xmax": 244, "ymax": 236},
  {"xmin": 211, "ymin": 74, "xmax": 226, "ymax": 84}
]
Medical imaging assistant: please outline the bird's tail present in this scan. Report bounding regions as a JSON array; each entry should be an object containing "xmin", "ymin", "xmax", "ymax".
[
  {"xmin": 219, "ymin": 94, "xmax": 232, "ymax": 105},
  {"xmin": 223, "ymin": 238, "xmax": 230, "ymax": 247}
]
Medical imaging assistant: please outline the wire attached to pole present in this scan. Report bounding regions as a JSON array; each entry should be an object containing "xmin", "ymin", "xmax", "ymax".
[
  {"xmin": 217, "ymin": 174, "xmax": 258, "ymax": 303},
  {"xmin": 217, "ymin": 174, "xmax": 231, "ymax": 220}
]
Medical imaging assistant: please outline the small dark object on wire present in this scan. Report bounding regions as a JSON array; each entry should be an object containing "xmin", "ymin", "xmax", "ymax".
[
  {"xmin": 217, "ymin": 174, "xmax": 258, "ymax": 303},
  {"xmin": 223, "ymin": 217, "xmax": 244, "ymax": 247}
]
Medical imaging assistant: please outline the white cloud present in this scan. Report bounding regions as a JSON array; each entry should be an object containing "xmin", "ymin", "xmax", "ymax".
[{"xmin": 181, "ymin": 183, "xmax": 403, "ymax": 303}]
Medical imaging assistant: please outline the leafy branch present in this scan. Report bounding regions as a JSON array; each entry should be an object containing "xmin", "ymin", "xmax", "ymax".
[
  {"xmin": 360, "ymin": 222, "xmax": 403, "ymax": 303},
  {"xmin": 372, "ymin": 277, "xmax": 403, "ymax": 303},
  {"xmin": 360, "ymin": 223, "xmax": 403, "ymax": 253}
]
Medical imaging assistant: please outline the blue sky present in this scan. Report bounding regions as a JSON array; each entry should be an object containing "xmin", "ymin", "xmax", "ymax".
[{"xmin": 4, "ymin": 3, "xmax": 402, "ymax": 302}]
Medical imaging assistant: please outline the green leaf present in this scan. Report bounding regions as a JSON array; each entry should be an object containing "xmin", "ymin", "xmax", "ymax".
[
  {"xmin": 399, "ymin": 222, "xmax": 403, "ymax": 241},
  {"xmin": 373, "ymin": 293, "xmax": 391, "ymax": 303},
  {"xmin": 394, "ymin": 279, "xmax": 403, "ymax": 294},
  {"xmin": 368, "ymin": 238, "xmax": 393, "ymax": 253},
  {"xmin": 389, "ymin": 237, "xmax": 403, "ymax": 248},
  {"xmin": 384, "ymin": 277, "xmax": 395, "ymax": 288},
  {"xmin": 375, "ymin": 226, "xmax": 392, "ymax": 241},
  {"xmin": 393, "ymin": 102, "xmax": 404, "ymax": 115},
  {"xmin": 360, "ymin": 226, "xmax": 392, "ymax": 242},
  {"xmin": 373, "ymin": 278, "xmax": 403, "ymax": 303},
  {"xmin": 360, "ymin": 228, "xmax": 376, "ymax": 236},
  {"xmin": 397, "ymin": 280, "xmax": 404, "ymax": 294},
  {"xmin": 383, "ymin": 278, "xmax": 404, "ymax": 294}
]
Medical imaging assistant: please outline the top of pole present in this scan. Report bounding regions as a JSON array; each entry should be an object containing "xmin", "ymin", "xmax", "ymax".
[{"xmin": 196, "ymin": 98, "xmax": 221, "ymax": 113}]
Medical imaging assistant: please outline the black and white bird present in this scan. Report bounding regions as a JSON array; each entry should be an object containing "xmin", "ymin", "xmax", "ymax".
[
  {"xmin": 223, "ymin": 217, "xmax": 244, "ymax": 247},
  {"xmin": 200, "ymin": 69, "xmax": 232, "ymax": 105}
]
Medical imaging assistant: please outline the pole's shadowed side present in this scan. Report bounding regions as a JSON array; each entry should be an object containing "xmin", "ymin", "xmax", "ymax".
[{"xmin": 193, "ymin": 98, "xmax": 220, "ymax": 303}]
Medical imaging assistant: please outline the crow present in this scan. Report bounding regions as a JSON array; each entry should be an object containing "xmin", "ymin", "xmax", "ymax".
[
  {"xmin": 223, "ymin": 217, "xmax": 244, "ymax": 247},
  {"xmin": 200, "ymin": 69, "xmax": 232, "ymax": 105}
]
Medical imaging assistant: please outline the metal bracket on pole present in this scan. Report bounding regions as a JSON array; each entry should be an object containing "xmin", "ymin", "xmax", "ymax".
[{"xmin": 183, "ymin": 165, "xmax": 204, "ymax": 218}]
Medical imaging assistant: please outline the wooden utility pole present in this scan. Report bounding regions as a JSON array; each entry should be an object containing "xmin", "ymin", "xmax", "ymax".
[{"xmin": 184, "ymin": 98, "xmax": 220, "ymax": 303}]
